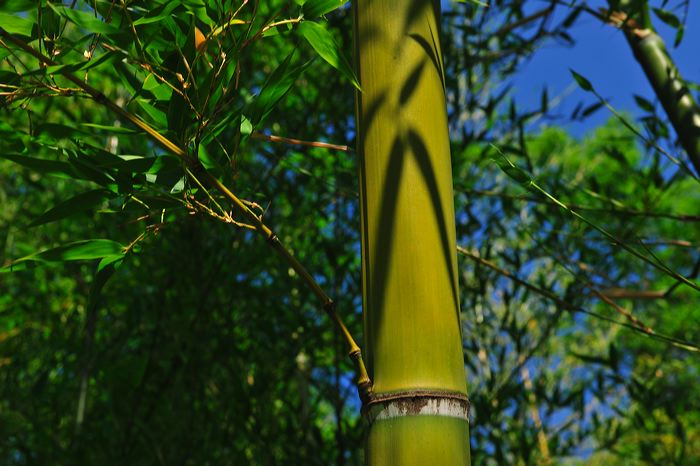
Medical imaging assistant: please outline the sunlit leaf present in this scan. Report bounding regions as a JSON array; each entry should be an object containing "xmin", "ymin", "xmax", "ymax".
[
  {"xmin": 302, "ymin": 0, "xmax": 349, "ymax": 18},
  {"xmin": 0, "ymin": 11, "xmax": 34, "ymax": 37},
  {"xmin": 1, "ymin": 239, "xmax": 125, "ymax": 272},
  {"xmin": 297, "ymin": 21, "xmax": 360, "ymax": 90},
  {"xmin": 48, "ymin": 4, "xmax": 120, "ymax": 35}
]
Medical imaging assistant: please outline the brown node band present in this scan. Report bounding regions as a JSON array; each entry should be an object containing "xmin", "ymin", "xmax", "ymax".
[{"xmin": 362, "ymin": 389, "xmax": 471, "ymax": 421}]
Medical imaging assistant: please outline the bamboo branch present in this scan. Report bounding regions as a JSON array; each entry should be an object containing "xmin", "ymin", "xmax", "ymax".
[
  {"xmin": 457, "ymin": 246, "xmax": 700, "ymax": 353},
  {"xmin": 598, "ymin": 288, "xmax": 667, "ymax": 300},
  {"xmin": 461, "ymin": 187, "xmax": 700, "ymax": 222},
  {"xmin": 493, "ymin": 5, "xmax": 555, "ymax": 37},
  {"xmin": 0, "ymin": 29, "xmax": 372, "ymax": 401},
  {"xmin": 602, "ymin": 4, "xmax": 700, "ymax": 175},
  {"xmin": 549, "ymin": 1, "xmax": 700, "ymax": 174},
  {"xmin": 251, "ymin": 131, "xmax": 350, "ymax": 152},
  {"xmin": 491, "ymin": 150, "xmax": 700, "ymax": 293}
]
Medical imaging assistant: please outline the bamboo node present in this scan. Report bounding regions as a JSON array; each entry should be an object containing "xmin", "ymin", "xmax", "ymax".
[
  {"xmin": 362, "ymin": 390, "xmax": 470, "ymax": 423},
  {"xmin": 322, "ymin": 299, "xmax": 335, "ymax": 314}
]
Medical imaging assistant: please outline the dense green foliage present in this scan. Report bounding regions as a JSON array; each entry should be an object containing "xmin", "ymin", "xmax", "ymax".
[{"xmin": 1, "ymin": 0, "xmax": 698, "ymax": 465}]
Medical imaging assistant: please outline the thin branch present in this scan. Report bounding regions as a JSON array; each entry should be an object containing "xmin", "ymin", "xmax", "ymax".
[
  {"xmin": 457, "ymin": 246, "xmax": 700, "ymax": 353},
  {"xmin": 460, "ymin": 188, "xmax": 700, "ymax": 222},
  {"xmin": 598, "ymin": 288, "xmax": 667, "ymax": 300},
  {"xmin": 251, "ymin": 131, "xmax": 350, "ymax": 152},
  {"xmin": 493, "ymin": 5, "xmax": 555, "ymax": 37},
  {"xmin": 261, "ymin": 16, "xmax": 303, "ymax": 34}
]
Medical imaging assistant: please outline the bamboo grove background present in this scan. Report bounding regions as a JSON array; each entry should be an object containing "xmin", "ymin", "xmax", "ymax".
[{"xmin": 1, "ymin": 0, "xmax": 699, "ymax": 464}]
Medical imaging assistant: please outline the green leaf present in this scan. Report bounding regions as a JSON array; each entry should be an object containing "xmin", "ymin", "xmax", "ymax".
[
  {"xmin": 570, "ymin": 69, "xmax": 593, "ymax": 92},
  {"xmin": 246, "ymin": 51, "xmax": 310, "ymax": 128},
  {"xmin": 135, "ymin": 98, "xmax": 168, "ymax": 128},
  {"xmin": 302, "ymin": 0, "xmax": 349, "ymax": 19},
  {"xmin": 133, "ymin": 2, "xmax": 180, "ymax": 26},
  {"xmin": 2, "ymin": 153, "xmax": 75, "ymax": 178},
  {"xmin": 28, "ymin": 189, "xmax": 110, "ymax": 227},
  {"xmin": 490, "ymin": 146, "xmax": 531, "ymax": 185},
  {"xmin": 297, "ymin": 21, "xmax": 360, "ymax": 90},
  {"xmin": 581, "ymin": 101, "xmax": 604, "ymax": 117},
  {"xmin": 197, "ymin": 143, "xmax": 224, "ymax": 173},
  {"xmin": 674, "ymin": 26, "xmax": 685, "ymax": 48},
  {"xmin": 48, "ymin": 4, "xmax": 120, "ymax": 35},
  {"xmin": 97, "ymin": 254, "xmax": 123, "ymax": 273},
  {"xmin": 0, "ymin": 12, "xmax": 35, "ymax": 37},
  {"xmin": 633, "ymin": 95, "xmax": 655, "ymax": 113},
  {"xmin": 240, "ymin": 116, "xmax": 253, "ymax": 136},
  {"xmin": 81, "ymin": 123, "xmax": 138, "ymax": 135},
  {"xmin": 142, "ymin": 73, "xmax": 173, "ymax": 101},
  {"xmin": 26, "ymin": 50, "xmax": 122, "ymax": 77},
  {"xmin": 1, "ymin": 239, "xmax": 125, "ymax": 272},
  {"xmin": 1, "ymin": 1, "xmax": 35, "ymax": 13},
  {"xmin": 652, "ymin": 8, "xmax": 681, "ymax": 30},
  {"xmin": 87, "ymin": 256, "xmax": 123, "ymax": 313}
]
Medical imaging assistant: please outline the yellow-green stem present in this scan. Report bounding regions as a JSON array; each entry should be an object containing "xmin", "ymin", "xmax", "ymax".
[{"xmin": 354, "ymin": 0, "xmax": 471, "ymax": 463}]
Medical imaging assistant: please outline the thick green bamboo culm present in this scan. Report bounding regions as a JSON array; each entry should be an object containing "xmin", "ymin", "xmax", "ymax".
[
  {"xmin": 614, "ymin": 2, "xmax": 700, "ymax": 175},
  {"xmin": 353, "ymin": 0, "xmax": 471, "ymax": 464}
]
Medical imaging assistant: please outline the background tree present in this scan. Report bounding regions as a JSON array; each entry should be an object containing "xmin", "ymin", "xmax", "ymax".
[{"xmin": 1, "ymin": 0, "xmax": 699, "ymax": 465}]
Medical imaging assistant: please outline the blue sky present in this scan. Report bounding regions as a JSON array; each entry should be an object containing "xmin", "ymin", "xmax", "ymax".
[{"xmin": 509, "ymin": 1, "xmax": 700, "ymax": 137}]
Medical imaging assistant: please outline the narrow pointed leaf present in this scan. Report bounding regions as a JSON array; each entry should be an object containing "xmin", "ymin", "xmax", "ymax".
[
  {"xmin": 490, "ymin": 148, "xmax": 531, "ymax": 185},
  {"xmin": 246, "ymin": 51, "xmax": 310, "ymax": 127},
  {"xmin": 48, "ymin": 4, "xmax": 120, "ymax": 35},
  {"xmin": 0, "ymin": 12, "xmax": 34, "ymax": 37},
  {"xmin": 570, "ymin": 69, "xmax": 593, "ymax": 92},
  {"xmin": 1, "ymin": 239, "xmax": 125, "ymax": 272},
  {"xmin": 2, "ymin": 153, "xmax": 75, "ymax": 178},
  {"xmin": 298, "ymin": 21, "xmax": 360, "ymax": 90},
  {"xmin": 303, "ymin": 0, "xmax": 349, "ymax": 18},
  {"xmin": 28, "ymin": 189, "xmax": 110, "ymax": 227}
]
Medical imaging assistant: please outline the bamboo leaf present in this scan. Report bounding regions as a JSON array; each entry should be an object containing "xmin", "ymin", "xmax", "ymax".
[
  {"xmin": 246, "ymin": 51, "xmax": 310, "ymax": 127},
  {"xmin": 87, "ymin": 256, "xmax": 121, "ymax": 313},
  {"xmin": 133, "ymin": 2, "xmax": 180, "ymax": 26},
  {"xmin": 633, "ymin": 94, "xmax": 655, "ymax": 113},
  {"xmin": 134, "ymin": 98, "xmax": 168, "ymax": 128},
  {"xmin": 490, "ymin": 147, "xmax": 531, "ymax": 185},
  {"xmin": 28, "ymin": 189, "xmax": 110, "ymax": 227},
  {"xmin": 652, "ymin": 8, "xmax": 681, "ymax": 29},
  {"xmin": 81, "ymin": 123, "xmax": 138, "ymax": 135},
  {"xmin": 570, "ymin": 69, "xmax": 592, "ymax": 92},
  {"xmin": 491, "ymin": 149, "xmax": 700, "ymax": 292},
  {"xmin": 302, "ymin": 0, "xmax": 349, "ymax": 19},
  {"xmin": 2, "ymin": 153, "xmax": 76, "ymax": 178},
  {"xmin": 581, "ymin": 101, "xmax": 605, "ymax": 117},
  {"xmin": 1, "ymin": 1, "xmax": 35, "ymax": 13},
  {"xmin": 240, "ymin": 116, "xmax": 253, "ymax": 136},
  {"xmin": 0, "ymin": 12, "xmax": 35, "ymax": 37},
  {"xmin": 48, "ymin": 4, "xmax": 120, "ymax": 35},
  {"xmin": 1, "ymin": 239, "xmax": 125, "ymax": 272},
  {"xmin": 297, "ymin": 21, "xmax": 360, "ymax": 90}
]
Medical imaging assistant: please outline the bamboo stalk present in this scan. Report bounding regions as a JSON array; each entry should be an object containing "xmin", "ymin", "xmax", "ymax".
[
  {"xmin": 607, "ymin": 3, "xmax": 700, "ymax": 175},
  {"xmin": 354, "ymin": 0, "xmax": 471, "ymax": 463}
]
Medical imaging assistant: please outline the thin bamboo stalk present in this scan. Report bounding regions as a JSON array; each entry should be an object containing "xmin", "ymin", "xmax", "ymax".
[
  {"xmin": 354, "ymin": 0, "xmax": 471, "ymax": 463},
  {"xmin": 608, "ymin": 3, "xmax": 700, "ymax": 175}
]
